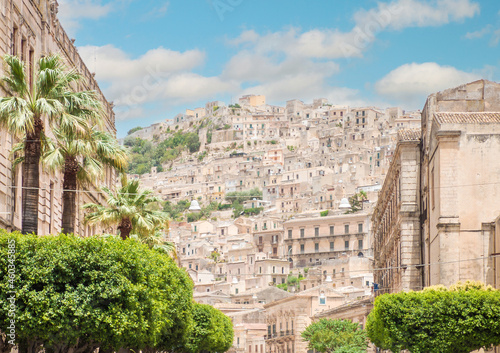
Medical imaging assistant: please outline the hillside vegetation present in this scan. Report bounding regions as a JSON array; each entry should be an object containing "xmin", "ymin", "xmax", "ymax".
[{"xmin": 124, "ymin": 131, "xmax": 200, "ymax": 174}]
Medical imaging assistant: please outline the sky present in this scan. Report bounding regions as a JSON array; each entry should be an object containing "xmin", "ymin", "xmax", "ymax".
[{"xmin": 57, "ymin": 0, "xmax": 500, "ymax": 137}]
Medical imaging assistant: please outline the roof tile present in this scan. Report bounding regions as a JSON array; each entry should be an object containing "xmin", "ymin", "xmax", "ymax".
[{"xmin": 434, "ymin": 112, "xmax": 500, "ymax": 124}]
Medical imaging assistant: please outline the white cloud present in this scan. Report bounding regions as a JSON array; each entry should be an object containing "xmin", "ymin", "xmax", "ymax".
[
  {"xmin": 78, "ymin": 45, "xmax": 237, "ymax": 120},
  {"xmin": 465, "ymin": 25, "xmax": 492, "ymax": 39},
  {"xmin": 141, "ymin": 1, "xmax": 170, "ymax": 20},
  {"xmin": 222, "ymin": 51, "xmax": 339, "ymax": 82},
  {"xmin": 354, "ymin": 0, "xmax": 480, "ymax": 31},
  {"xmin": 229, "ymin": 0, "xmax": 480, "ymax": 60},
  {"xmin": 58, "ymin": 0, "xmax": 113, "ymax": 35},
  {"xmin": 491, "ymin": 29, "xmax": 500, "ymax": 46},
  {"xmin": 375, "ymin": 62, "xmax": 481, "ymax": 108}
]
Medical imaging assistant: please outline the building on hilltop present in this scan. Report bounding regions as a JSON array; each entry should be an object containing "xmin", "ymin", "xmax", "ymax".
[{"xmin": 239, "ymin": 95, "xmax": 266, "ymax": 107}]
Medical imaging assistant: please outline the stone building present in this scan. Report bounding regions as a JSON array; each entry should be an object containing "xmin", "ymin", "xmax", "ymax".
[
  {"xmin": 0, "ymin": 0, "xmax": 117, "ymax": 234},
  {"xmin": 264, "ymin": 284, "xmax": 346, "ymax": 353},
  {"xmin": 373, "ymin": 80, "xmax": 500, "ymax": 294},
  {"xmin": 284, "ymin": 212, "xmax": 372, "ymax": 269},
  {"xmin": 372, "ymin": 128, "xmax": 422, "ymax": 294},
  {"xmin": 420, "ymin": 81, "xmax": 500, "ymax": 287}
]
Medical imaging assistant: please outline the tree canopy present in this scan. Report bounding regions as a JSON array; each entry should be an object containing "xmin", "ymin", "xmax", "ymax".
[
  {"xmin": 0, "ymin": 230, "xmax": 193, "ymax": 353},
  {"xmin": 185, "ymin": 303, "xmax": 234, "ymax": 353},
  {"xmin": 366, "ymin": 281, "xmax": 500, "ymax": 353},
  {"xmin": 301, "ymin": 319, "xmax": 368, "ymax": 353},
  {"xmin": 124, "ymin": 131, "xmax": 200, "ymax": 174}
]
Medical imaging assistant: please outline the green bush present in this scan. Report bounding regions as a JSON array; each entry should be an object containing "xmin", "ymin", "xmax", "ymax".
[
  {"xmin": 366, "ymin": 281, "xmax": 500, "ymax": 353},
  {"xmin": 0, "ymin": 231, "xmax": 193, "ymax": 353},
  {"xmin": 302, "ymin": 319, "xmax": 368, "ymax": 353},
  {"xmin": 185, "ymin": 303, "xmax": 233, "ymax": 353},
  {"xmin": 127, "ymin": 126, "xmax": 143, "ymax": 135}
]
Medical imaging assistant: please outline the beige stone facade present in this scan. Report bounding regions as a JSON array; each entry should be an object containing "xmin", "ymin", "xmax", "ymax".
[
  {"xmin": 284, "ymin": 212, "xmax": 372, "ymax": 269},
  {"xmin": 373, "ymin": 80, "xmax": 500, "ymax": 295},
  {"xmin": 372, "ymin": 129, "xmax": 422, "ymax": 294},
  {"xmin": 420, "ymin": 81, "xmax": 500, "ymax": 287},
  {"xmin": 264, "ymin": 284, "xmax": 346, "ymax": 353},
  {"xmin": 0, "ymin": 0, "xmax": 117, "ymax": 235}
]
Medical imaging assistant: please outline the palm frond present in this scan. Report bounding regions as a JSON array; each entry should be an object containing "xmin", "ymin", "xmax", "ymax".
[{"xmin": 2, "ymin": 55, "xmax": 28, "ymax": 98}]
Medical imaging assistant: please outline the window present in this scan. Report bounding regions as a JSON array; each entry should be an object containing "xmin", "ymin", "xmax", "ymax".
[
  {"xmin": 315, "ymin": 243, "xmax": 319, "ymax": 252},
  {"xmin": 344, "ymin": 224, "xmax": 349, "ymax": 234},
  {"xmin": 195, "ymin": 265, "xmax": 198, "ymax": 270},
  {"xmin": 330, "ymin": 226, "xmax": 334, "ymax": 235},
  {"xmin": 273, "ymin": 266, "xmax": 276, "ymax": 273},
  {"xmin": 282, "ymin": 278, "xmax": 285, "ymax": 284},
  {"xmin": 300, "ymin": 229, "xmax": 305, "ymax": 238},
  {"xmin": 319, "ymin": 293, "xmax": 326, "ymax": 305},
  {"xmin": 358, "ymin": 223, "xmax": 363, "ymax": 233},
  {"xmin": 288, "ymin": 229, "xmax": 292, "ymax": 238},
  {"xmin": 431, "ymin": 167, "xmax": 435, "ymax": 209},
  {"xmin": 288, "ymin": 245, "xmax": 292, "ymax": 255},
  {"xmin": 273, "ymin": 277, "xmax": 277, "ymax": 283},
  {"xmin": 259, "ymin": 267, "xmax": 262, "ymax": 274},
  {"xmin": 358, "ymin": 239, "xmax": 363, "ymax": 249},
  {"xmin": 345, "ymin": 240, "xmax": 349, "ymax": 250},
  {"xmin": 315, "ymin": 227, "xmax": 319, "ymax": 236},
  {"xmin": 194, "ymin": 225, "xmax": 197, "ymax": 232},
  {"xmin": 300, "ymin": 244, "xmax": 305, "ymax": 254},
  {"xmin": 235, "ymin": 288, "xmax": 239, "ymax": 294},
  {"xmin": 330, "ymin": 242, "xmax": 334, "ymax": 251}
]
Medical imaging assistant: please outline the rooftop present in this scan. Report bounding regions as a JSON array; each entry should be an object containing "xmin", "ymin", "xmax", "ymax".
[
  {"xmin": 397, "ymin": 128, "xmax": 421, "ymax": 142},
  {"xmin": 434, "ymin": 112, "xmax": 500, "ymax": 124}
]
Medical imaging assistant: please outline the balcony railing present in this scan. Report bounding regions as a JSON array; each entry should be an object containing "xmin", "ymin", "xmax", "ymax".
[
  {"xmin": 264, "ymin": 329, "xmax": 294, "ymax": 340},
  {"xmin": 285, "ymin": 232, "xmax": 367, "ymax": 241}
]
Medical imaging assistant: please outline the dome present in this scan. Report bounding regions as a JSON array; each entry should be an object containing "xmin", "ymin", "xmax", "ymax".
[
  {"xmin": 338, "ymin": 197, "xmax": 351, "ymax": 209},
  {"xmin": 188, "ymin": 200, "xmax": 202, "ymax": 212}
]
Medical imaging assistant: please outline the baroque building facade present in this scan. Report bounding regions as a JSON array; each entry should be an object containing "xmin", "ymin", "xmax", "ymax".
[
  {"xmin": 373, "ymin": 80, "xmax": 500, "ymax": 296},
  {"xmin": 0, "ymin": 0, "xmax": 117, "ymax": 234}
]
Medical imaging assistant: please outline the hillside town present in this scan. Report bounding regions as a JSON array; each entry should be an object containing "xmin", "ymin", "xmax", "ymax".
[
  {"xmin": 125, "ymin": 82, "xmax": 500, "ymax": 353},
  {"xmin": 1, "ymin": 1, "xmax": 500, "ymax": 353}
]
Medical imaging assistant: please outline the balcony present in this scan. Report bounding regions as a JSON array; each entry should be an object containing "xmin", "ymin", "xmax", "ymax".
[
  {"xmin": 285, "ymin": 232, "xmax": 366, "ymax": 242},
  {"xmin": 265, "ymin": 329, "xmax": 294, "ymax": 340}
]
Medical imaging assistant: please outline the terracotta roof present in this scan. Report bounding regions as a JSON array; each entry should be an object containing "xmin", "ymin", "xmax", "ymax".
[
  {"xmin": 434, "ymin": 112, "xmax": 500, "ymax": 124},
  {"xmin": 397, "ymin": 128, "xmax": 421, "ymax": 142}
]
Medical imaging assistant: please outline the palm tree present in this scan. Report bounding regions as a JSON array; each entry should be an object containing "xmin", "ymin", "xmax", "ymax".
[
  {"xmin": 0, "ymin": 54, "xmax": 100, "ymax": 234},
  {"xmin": 83, "ymin": 175, "xmax": 169, "ymax": 240},
  {"xmin": 42, "ymin": 127, "xmax": 128, "ymax": 234}
]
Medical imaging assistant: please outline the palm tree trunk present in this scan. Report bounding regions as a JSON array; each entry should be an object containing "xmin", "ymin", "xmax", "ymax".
[
  {"xmin": 61, "ymin": 156, "xmax": 79, "ymax": 234},
  {"xmin": 21, "ymin": 119, "xmax": 42, "ymax": 235},
  {"xmin": 118, "ymin": 217, "xmax": 132, "ymax": 240}
]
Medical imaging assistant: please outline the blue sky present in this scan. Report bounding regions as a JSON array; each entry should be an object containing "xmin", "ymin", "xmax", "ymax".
[{"xmin": 57, "ymin": 0, "xmax": 500, "ymax": 137}]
